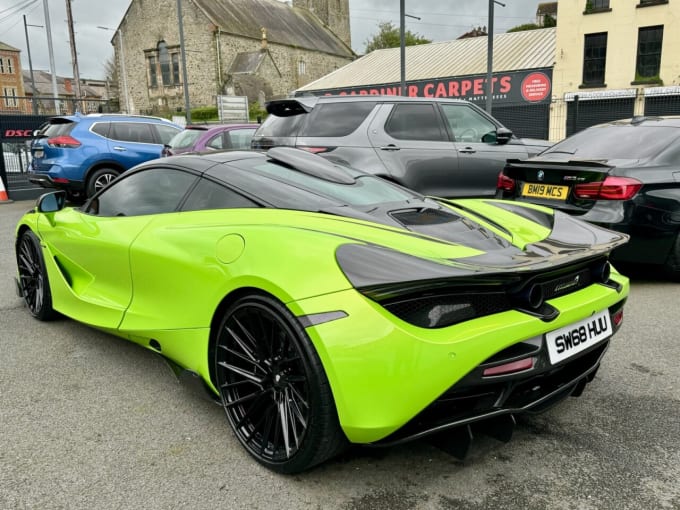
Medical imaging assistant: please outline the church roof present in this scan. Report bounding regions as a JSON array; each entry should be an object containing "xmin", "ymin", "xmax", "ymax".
[{"xmin": 193, "ymin": 0, "xmax": 354, "ymax": 58}]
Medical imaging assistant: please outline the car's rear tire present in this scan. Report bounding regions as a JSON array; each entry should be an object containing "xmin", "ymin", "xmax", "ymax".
[
  {"xmin": 663, "ymin": 232, "xmax": 680, "ymax": 281},
  {"xmin": 87, "ymin": 168, "xmax": 120, "ymax": 197},
  {"xmin": 214, "ymin": 293, "xmax": 347, "ymax": 474},
  {"xmin": 16, "ymin": 230, "xmax": 59, "ymax": 321}
]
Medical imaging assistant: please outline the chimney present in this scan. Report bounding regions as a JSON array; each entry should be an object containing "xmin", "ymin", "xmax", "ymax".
[{"xmin": 261, "ymin": 27, "xmax": 268, "ymax": 50}]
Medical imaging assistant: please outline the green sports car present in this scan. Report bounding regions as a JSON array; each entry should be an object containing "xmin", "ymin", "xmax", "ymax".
[{"xmin": 15, "ymin": 147, "xmax": 630, "ymax": 473}]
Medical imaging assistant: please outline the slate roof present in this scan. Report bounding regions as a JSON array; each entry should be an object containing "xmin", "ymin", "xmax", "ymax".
[
  {"xmin": 193, "ymin": 0, "xmax": 353, "ymax": 58},
  {"xmin": 297, "ymin": 28, "xmax": 556, "ymax": 93},
  {"xmin": 23, "ymin": 70, "xmax": 104, "ymax": 98},
  {"xmin": 228, "ymin": 51, "xmax": 267, "ymax": 74},
  {"xmin": 0, "ymin": 41, "xmax": 21, "ymax": 52}
]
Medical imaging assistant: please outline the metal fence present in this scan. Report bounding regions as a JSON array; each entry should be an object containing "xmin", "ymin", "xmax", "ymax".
[
  {"xmin": 0, "ymin": 95, "xmax": 119, "ymax": 116},
  {"xmin": 494, "ymin": 89, "xmax": 680, "ymax": 142}
]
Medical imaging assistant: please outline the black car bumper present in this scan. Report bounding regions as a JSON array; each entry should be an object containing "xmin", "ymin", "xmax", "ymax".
[{"xmin": 28, "ymin": 173, "xmax": 84, "ymax": 192}]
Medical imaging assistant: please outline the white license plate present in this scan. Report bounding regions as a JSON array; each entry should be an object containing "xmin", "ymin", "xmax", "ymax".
[{"xmin": 546, "ymin": 310, "xmax": 611, "ymax": 364}]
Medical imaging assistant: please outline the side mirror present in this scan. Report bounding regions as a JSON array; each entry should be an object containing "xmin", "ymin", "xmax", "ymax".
[
  {"xmin": 496, "ymin": 127, "xmax": 513, "ymax": 145},
  {"xmin": 37, "ymin": 191, "xmax": 67, "ymax": 213}
]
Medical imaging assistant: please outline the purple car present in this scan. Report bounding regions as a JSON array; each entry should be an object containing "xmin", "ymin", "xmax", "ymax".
[{"xmin": 161, "ymin": 123, "xmax": 258, "ymax": 156}]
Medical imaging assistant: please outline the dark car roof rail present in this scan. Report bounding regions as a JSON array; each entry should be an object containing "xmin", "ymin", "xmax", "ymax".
[{"xmin": 266, "ymin": 147, "xmax": 355, "ymax": 184}]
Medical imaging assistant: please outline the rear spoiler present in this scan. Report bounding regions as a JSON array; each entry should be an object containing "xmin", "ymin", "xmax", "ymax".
[
  {"xmin": 505, "ymin": 158, "xmax": 613, "ymax": 169},
  {"xmin": 266, "ymin": 99, "xmax": 315, "ymax": 117}
]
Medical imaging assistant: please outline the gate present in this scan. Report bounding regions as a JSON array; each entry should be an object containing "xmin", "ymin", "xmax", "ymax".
[{"xmin": 0, "ymin": 114, "xmax": 50, "ymax": 201}]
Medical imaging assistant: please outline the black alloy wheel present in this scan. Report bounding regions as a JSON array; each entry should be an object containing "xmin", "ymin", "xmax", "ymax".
[
  {"xmin": 16, "ymin": 230, "xmax": 58, "ymax": 321},
  {"xmin": 215, "ymin": 294, "xmax": 346, "ymax": 473}
]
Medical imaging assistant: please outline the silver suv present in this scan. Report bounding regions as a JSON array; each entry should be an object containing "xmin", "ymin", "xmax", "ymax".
[{"xmin": 251, "ymin": 95, "xmax": 552, "ymax": 198}]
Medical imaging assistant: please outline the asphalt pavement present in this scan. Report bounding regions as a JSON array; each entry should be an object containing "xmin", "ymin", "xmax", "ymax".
[{"xmin": 1, "ymin": 199, "xmax": 678, "ymax": 510}]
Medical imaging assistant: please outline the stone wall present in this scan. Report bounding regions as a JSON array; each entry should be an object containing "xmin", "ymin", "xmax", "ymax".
[{"xmin": 117, "ymin": 0, "xmax": 352, "ymax": 115}]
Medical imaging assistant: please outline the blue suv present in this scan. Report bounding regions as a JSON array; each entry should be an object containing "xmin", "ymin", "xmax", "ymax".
[{"xmin": 29, "ymin": 113, "xmax": 182, "ymax": 200}]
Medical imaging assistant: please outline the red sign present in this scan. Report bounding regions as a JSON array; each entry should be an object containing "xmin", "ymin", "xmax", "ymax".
[
  {"xmin": 300, "ymin": 69, "xmax": 553, "ymax": 105},
  {"xmin": 4, "ymin": 129, "xmax": 34, "ymax": 138},
  {"xmin": 521, "ymin": 72, "xmax": 551, "ymax": 102}
]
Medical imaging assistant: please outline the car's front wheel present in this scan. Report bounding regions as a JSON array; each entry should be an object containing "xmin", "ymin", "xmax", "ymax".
[
  {"xmin": 87, "ymin": 168, "xmax": 120, "ymax": 197},
  {"xmin": 16, "ymin": 230, "xmax": 58, "ymax": 320},
  {"xmin": 214, "ymin": 294, "xmax": 347, "ymax": 473}
]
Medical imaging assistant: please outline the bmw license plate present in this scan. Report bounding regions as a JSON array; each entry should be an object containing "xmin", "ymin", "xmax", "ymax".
[
  {"xmin": 545, "ymin": 310, "xmax": 611, "ymax": 364},
  {"xmin": 522, "ymin": 182, "xmax": 569, "ymax": 200}
]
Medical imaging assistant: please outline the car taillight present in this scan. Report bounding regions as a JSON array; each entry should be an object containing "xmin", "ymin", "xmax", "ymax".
[
  {"xmin": 573, "ymin": 176, "xmax": 642, "ymax": 200},
  {"xmin": 47, "ymin": 135, "xmax": 81, "ymax": 148},
  {"xmin": 496, "ymin": 172, "xmax": 515, "ymax": 192},
  {"xmin": 483, "ymin": 357, "xmax": 535, "ymax": 377},
  {"xmin": 298, "ymin": 146, "xmax": 334, "ymax": 154}
]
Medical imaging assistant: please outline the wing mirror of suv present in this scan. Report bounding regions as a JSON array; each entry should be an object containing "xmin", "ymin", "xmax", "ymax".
[
  {"xmin": 495, "ymin": 127, "xmax": 513, "ymax": 145},
  {"xmin": 36, "ymin": 190, "xmax": 67, "ymax": 213}
]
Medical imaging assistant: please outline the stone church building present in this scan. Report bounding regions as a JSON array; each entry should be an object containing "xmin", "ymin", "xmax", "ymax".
[{"xmin": 112, "ymin": 0, "xmax": 354, "ymax": 115}]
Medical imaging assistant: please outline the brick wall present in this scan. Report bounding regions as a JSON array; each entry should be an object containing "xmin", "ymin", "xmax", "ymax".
[{"xmin": 0, "ymin": 49, "xmax": 25, "ymax": 113}]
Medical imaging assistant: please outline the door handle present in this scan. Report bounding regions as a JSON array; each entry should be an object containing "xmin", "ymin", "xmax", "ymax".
[
  {"xmin": 380, "ymin": 145, "xmax": 401, "ymax": 151},
  {"xmin": 458, "ymin": 147, "xmax": 476, "ymax": 154},
  {"xmin": 113, "ymin": 146, "xmax": 127, "ymax": 151}
]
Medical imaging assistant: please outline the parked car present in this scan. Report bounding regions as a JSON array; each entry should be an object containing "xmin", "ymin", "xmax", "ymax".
[
  {"xmin": 496, "ymin": 116, "xmax": 680, "ymax": 278},
  {"xmin": 161, "ymin": 123, "xmax": 258, "ymax": 157},
  {"xmin": 16, "ymin": 147, "xmax": 629, "ymax": 473},
  {"xmin": 28, "ymin": 113, "xmax": 182, "ymax": 200},
  {"xmin": 251, "ymin": 95, "xmax": 552, "ymax": 198}
]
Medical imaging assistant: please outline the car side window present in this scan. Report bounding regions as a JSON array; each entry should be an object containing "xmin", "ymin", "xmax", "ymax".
[
  {"xmin": 86, "ymin": 167, "xmax": 197, "ymax": 217},
  {"xmin": 155, "ymin": 124, "xmax": 181, "ymax": 145},
  {"xmin": 206, "ymin": 134, "xmax": 225, "ymax": 150},
  {"xmin": 109, "ymin": 122, "xmax": 156, "ymax": 144},
  {"xmin": 227, "ymin": 128, "xmax": 256, "ymax": 149},
  {"xmin": 384, "ymin": 103, "xmax": 447, "ymax": 141},
  {"xmin": 300, "ymin": 102, "xmax": 376, "ymax": 137},
  {"xmin": 91, "ymin": 122, "xmax": 111, "ymax": 138},
  {"xmin": 181, "ymin": 178, "xmax": 259, "ymax": 211},
  {"xmin": 440, "ymin": 104, "xmax": 498, "ymax": 143}
]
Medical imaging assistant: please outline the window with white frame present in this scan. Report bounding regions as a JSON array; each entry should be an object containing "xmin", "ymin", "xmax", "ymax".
[
  {"xmin": 3, "ymin": 87, "xmax": 18, "ymax": 106},
  {"xmin": 298, "ymin": 59, "xmax": 306, "ymax": 76}
]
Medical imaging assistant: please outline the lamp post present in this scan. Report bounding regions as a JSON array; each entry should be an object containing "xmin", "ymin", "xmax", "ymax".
[
  {"xmin": 23, "ymin": 15, "xmax": 42, "ymax": 114},
  {"xmin": 42, "ymin": 0, "xmax": 59, "ymax": 112},
  {"xmin": 486, "ymin": 0, "xmax": 506, "ymax": 114},
  {"xmin": 399, "ymin": 1, "xmax": 421, "ymax": 96},
  {"xmin": 97, "ymin": 26, "xmax": 131, "ymax": 113},
  {"xmin": 176, "ymin": 0, "xmax": 191, "ymax": 123}
]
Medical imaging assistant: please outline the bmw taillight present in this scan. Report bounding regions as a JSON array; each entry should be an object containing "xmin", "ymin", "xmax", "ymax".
[
  {"xmin": 496, "ymin": 172, "xmax": 515, "ymax": 192},
  {"xmin": 47, "ymin": 135, "xmax": 81, "ymax": 148},
  {"xmin": 573, "ymin": 176, "xmax": 642, "ymax": 200}
]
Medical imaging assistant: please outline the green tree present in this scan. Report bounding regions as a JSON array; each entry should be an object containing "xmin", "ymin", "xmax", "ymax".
[
  {"xmin": 507, "ymin": 13, "xmax": 556, "ymax": 33},
  {"xmin": 364, "ymin": 21, "xmax": 431, "ymax": 53}
]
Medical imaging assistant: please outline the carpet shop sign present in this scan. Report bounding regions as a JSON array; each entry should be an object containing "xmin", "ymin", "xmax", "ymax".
[{"xmin": 305, "ymin": 69, "xmax": 552, "ymax": 105}]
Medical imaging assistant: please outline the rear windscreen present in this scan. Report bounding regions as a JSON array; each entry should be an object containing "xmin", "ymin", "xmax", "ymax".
[
  {"xmin": 545, "ymin": 124, "xmax": 680, "ymax": 160},
  {"xmin": 42, "ymin": 120, "xmax": 75, "ymax": 137},
  {"xmin": 255, "ymin": 115, "xmax": 306, "ymax": 137}
]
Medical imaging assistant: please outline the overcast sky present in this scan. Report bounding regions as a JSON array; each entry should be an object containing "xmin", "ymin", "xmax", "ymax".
[{"xmin": 0, "ymin": 0, "xmax": 543, "ymax": 80}]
